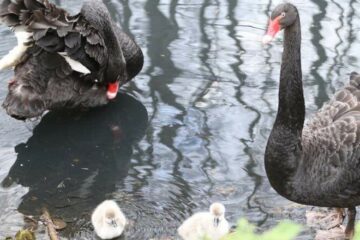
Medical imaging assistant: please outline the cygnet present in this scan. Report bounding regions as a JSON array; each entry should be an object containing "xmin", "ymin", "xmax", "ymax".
[
  {"xmin": 178, "ymin": 202, "xmax": 230, "ymax": 240},
  {"xmin": 91, "ymin": 200, "xmax": 127, "ymax": 239}
]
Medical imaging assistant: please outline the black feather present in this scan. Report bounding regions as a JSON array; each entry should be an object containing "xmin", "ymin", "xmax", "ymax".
[
  {"xmin": 64, "ymin": 32, "xmax": 81, "ymax": 49},
  {"xmin": 33, "ymin": 28, "xmax": 48, "ymax": 40},
  {"xmin": 0, "ymin": 0, "xmax": 143, "ymax": 120},
  {"xmin": 23, "ymin": 0, "xmax": 44, "ymax": 11}
]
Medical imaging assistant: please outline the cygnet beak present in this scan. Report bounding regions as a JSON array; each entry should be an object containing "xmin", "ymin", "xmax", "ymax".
[
  {"xmin": 213, "ymin": 217, "xmax": 220, "ymax": 227},
  {"xmin": 110, "ymin": 219, "xmax": 118, "ymax": 228}
]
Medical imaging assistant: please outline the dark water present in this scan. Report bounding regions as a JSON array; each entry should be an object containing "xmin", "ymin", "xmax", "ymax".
[{"xmin": 1, "ymin": 0, "xmax": 360, "ymax": 239}]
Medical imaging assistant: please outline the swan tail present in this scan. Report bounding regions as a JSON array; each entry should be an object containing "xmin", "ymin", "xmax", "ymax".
[
  {"xmin": 2, "ymin": 81, "xmax": 46, "ymax": 120},
  {"xmin": 1, "ymin": 47, "xmax": 49, "ymax": 120},
  {"xmin": 2, "ymin": 48, "xmax": 48, "ymax": 119}
]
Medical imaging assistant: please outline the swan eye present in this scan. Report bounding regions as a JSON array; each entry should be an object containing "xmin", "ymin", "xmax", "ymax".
[{"xmin": 281, "ymin": 12, "xmax": 286, "ymax": 18}]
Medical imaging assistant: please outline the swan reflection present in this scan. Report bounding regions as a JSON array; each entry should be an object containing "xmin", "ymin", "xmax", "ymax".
[{"xmin": 2, "ymin": 93, "xmax": 148, "ymax": 238}]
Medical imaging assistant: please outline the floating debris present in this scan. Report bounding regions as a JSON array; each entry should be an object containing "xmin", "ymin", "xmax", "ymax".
[
  {"xmin": 15, "ymin": 229, "xmax": 35, "ymax": 240},
  {"xmin": 41, "ymin": 208, "xmax": 60, "ymax": 240},
  {"xmin": 52, "ymin": 218, "xmax": 67, "ymax": 231},
  {"xmin": 23, "ymin": 215, "xmax": 38, "ymax": 232}
]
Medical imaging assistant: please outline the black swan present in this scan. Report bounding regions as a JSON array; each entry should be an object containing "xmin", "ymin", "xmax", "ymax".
[
  {"xmin": 0, "ymin": 0, "xmax": 143, "ymax": 120},
  {"xmin": 263, "ymin": 3, "xmax": 360, "ymax": 239}
]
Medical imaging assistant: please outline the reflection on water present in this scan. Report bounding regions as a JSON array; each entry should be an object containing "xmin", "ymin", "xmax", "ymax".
[
  {"xmin": 0, "ymin": 0, "xmax": 360, "ymax": 239},
  {"xmin": 2, "ymin": 93, "xmax": 148, "ymax": 239}
]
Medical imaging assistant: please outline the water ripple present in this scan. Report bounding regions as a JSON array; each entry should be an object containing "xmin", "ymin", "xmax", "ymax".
[{"xmin": 0, "ymin": 0, "xmax": 360, "ymax": 239}]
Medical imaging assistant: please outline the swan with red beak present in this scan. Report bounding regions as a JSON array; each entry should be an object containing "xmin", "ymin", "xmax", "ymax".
[
  {"xmin": 263, "ymin": 3, "xmax": 360, "ymax": 240},
  {"xmin": 0, "ymin": 0, "xmax": 143, "ymax": 120}
]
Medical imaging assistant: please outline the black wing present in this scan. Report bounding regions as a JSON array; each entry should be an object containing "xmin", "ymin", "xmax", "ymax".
[
  {"xmin": 0, "ymin": 0, "xmax": 108, "ymax": 82},
  {"xmin": 302, "ymin": 72, "xmax": 360, "ymax": 195}
]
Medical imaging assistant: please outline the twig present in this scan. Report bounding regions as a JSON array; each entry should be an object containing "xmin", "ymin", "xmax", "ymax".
[
  {"xmin": 24, "ymin": 215, "xmax": 38, "ymax": 224},
  {"xmin": 41, "ymin": 208, "xmax": 59, "ymax": 240}
]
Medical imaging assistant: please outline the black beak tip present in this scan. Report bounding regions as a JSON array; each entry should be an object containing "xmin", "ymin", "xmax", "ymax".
[{"xmin": 214, "ymin": 218, "xmax": 220, "ymax": 227}]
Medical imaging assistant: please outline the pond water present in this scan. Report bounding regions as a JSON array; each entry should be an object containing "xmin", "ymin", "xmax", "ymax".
[{"xmin": 0, "ymin": 0, "xmax": 360, "ymax": 239}]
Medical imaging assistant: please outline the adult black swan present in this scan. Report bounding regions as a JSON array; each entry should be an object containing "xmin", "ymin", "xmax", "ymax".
[
  {"xmin": 0, "ymin": 0, "xmax": 143, "ymax": 120},
  {"xmin": 263, "ymin": 3, "xmax": 360, "ymax": 239}
]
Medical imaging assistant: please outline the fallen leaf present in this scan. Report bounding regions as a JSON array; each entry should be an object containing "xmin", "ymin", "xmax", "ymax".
[
  {"xmin": 15, "ymin": 230, "xmax": 35, "ymax": 240},
  {"xmin": 52, "ymin": 218, "xmax": 67, "ymax": 230}
]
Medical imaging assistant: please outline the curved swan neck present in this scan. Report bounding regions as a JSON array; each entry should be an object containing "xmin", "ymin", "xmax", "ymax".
[
  {"xmin": 265, "ymin": 13, "xmax": 304, "ymax": 197},
  {"xmin": 276, "ymin": 14, "xmax": 304, "ymax": 132},
  {"xmin": 81, "ymin": 1, "xmax": 125, "ymax": 82}
]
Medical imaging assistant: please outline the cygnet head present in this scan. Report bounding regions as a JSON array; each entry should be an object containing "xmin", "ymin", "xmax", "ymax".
[
  {"xmin": 104, "ymin": 209, "xmax": 119, "ymax": 228},
  {"xmin": 209, "ymin": 202, "xmax": 226, "ymax": 227}
]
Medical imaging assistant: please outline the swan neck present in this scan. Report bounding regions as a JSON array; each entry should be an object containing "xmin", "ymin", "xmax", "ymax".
[
  {"xmin": 81, "ymin": 3, "xmax": 125, "ymax": 82},
  {"xmin": 265, "ymin": 14, "xmax": 304, "ymax": 197},
  {"xmin": 277, "ymin": 15, "xmax": 304, "ymax": 131}
]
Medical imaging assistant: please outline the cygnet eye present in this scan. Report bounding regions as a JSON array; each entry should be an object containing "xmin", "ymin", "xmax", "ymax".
[{"xmin": 281, "ymin": 12, "xmax": 286, "ymax": 17}]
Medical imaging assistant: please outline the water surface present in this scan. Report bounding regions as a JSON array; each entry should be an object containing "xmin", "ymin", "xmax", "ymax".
[{"xmin": 0, "ymin": 0, "xmax": 360, "ymax": 239}]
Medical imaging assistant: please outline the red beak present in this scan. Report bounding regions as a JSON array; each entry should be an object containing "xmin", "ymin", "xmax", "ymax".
[
  {"xmin": 107, "ymin": 81, "xmax": 119, "ymax": 100},
  {"xmin": 262, "ymin": 15, "xmax": 282, "ymax": 44}
]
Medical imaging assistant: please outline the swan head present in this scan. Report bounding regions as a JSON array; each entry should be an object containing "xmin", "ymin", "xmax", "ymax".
[
  {"xmin": 262, "ymin": 3, "xmax": 299, "ymax": 44},
  {"xmin": 81, "ymin": 0, "xmax": 125, "ymax": 100},
  {"xmin": 209, "ymin": 202, "xmax": 226, "ymax": 227}
]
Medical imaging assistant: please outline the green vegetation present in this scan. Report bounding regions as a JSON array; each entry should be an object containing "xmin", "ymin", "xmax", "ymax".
[
  {"xmin": 5, "ymin": 230, "xmax": 35, "ymax": 240},
  {"xmin": 217, "ymin": 220, "xmax": 360, "ymax": 240},
  {"xmin": 355, "ymin": 223, "xmax": 360, "ymax": 240},
  {"xmin": 222, "ymin": 219, "xmax": 302, "ymax": 240}
]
